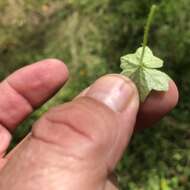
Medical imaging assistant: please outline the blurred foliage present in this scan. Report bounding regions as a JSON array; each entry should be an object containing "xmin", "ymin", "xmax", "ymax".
[{"xmin": 0, "ymin": 0, "xmax": 190, "ymax": 189}]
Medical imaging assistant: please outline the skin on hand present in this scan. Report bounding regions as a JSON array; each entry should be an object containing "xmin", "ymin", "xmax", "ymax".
[{"xmin": 0, "ymin": 59, "xmax": 178, "ymax": 190}]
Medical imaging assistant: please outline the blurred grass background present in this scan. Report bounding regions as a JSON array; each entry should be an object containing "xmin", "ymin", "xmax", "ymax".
[{"xmin": 0, "ymin": 0, "xmax": 190, "ymax": 189}]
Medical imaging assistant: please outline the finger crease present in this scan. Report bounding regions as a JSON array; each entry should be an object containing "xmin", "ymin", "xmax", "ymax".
[
  {"xmin": 45, "ymin": 116, "xmax": 95, "ymax": 144},
  {"xmin": 5, "ymin": 80, "xmax": 34, "ymax": 110}
]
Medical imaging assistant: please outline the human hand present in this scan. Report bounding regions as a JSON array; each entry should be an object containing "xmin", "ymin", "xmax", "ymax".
[{"xmin": 0, "ymin": 59, "xmax": 178, "ymax": 190}]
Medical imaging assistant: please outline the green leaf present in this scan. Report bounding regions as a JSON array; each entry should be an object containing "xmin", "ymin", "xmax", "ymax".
[
  {"xmin": 120, "ymin": 46, "xmax": 170, "ymax": 102},
  {"xmin": 136, "ymin": 47, "xmax": 164, "ymax": 68}
]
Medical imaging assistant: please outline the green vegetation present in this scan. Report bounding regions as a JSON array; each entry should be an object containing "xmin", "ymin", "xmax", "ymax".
[
  {"xmin": 0, "ymin": 0, "xmax": 190, "ymax": 189},
  {"xmin": 121, "ymin": 5, "xmax": 171, "ymax": 102}
]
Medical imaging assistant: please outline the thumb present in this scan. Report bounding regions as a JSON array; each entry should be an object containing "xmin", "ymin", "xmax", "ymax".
[
  {"xmin": 33, "ymin": 74, "xmax": 139, "ymax": 189},
  {"xmin": 1, "ymin": 75, "xmax": 139, "ymax": 190}
]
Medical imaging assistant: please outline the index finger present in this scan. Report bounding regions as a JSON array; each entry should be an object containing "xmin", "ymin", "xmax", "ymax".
[{"xmin": 136, "ymin": 80, "xmax": 179, "ymax": 130}]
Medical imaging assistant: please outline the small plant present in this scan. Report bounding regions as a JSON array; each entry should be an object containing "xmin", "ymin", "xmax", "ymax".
[{"xmin": 120, "ymin": 5, "xmax": 170, "ymax": 102}]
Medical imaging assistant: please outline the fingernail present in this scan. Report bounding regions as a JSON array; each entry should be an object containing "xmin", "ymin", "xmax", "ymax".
[{"xmin": 86, "ymin": 75, "xmax": 136, "ymax": 112}]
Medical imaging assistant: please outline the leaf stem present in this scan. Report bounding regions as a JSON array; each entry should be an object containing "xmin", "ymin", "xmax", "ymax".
[{"xmin": 140, "ymin": 5, "xmax": 157, "ymax": 65}]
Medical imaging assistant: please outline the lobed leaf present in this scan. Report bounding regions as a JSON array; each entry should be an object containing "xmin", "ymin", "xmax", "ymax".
[{"xmin": 120, "ymin": 46, "xmax": 170, "ymax": 102}]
